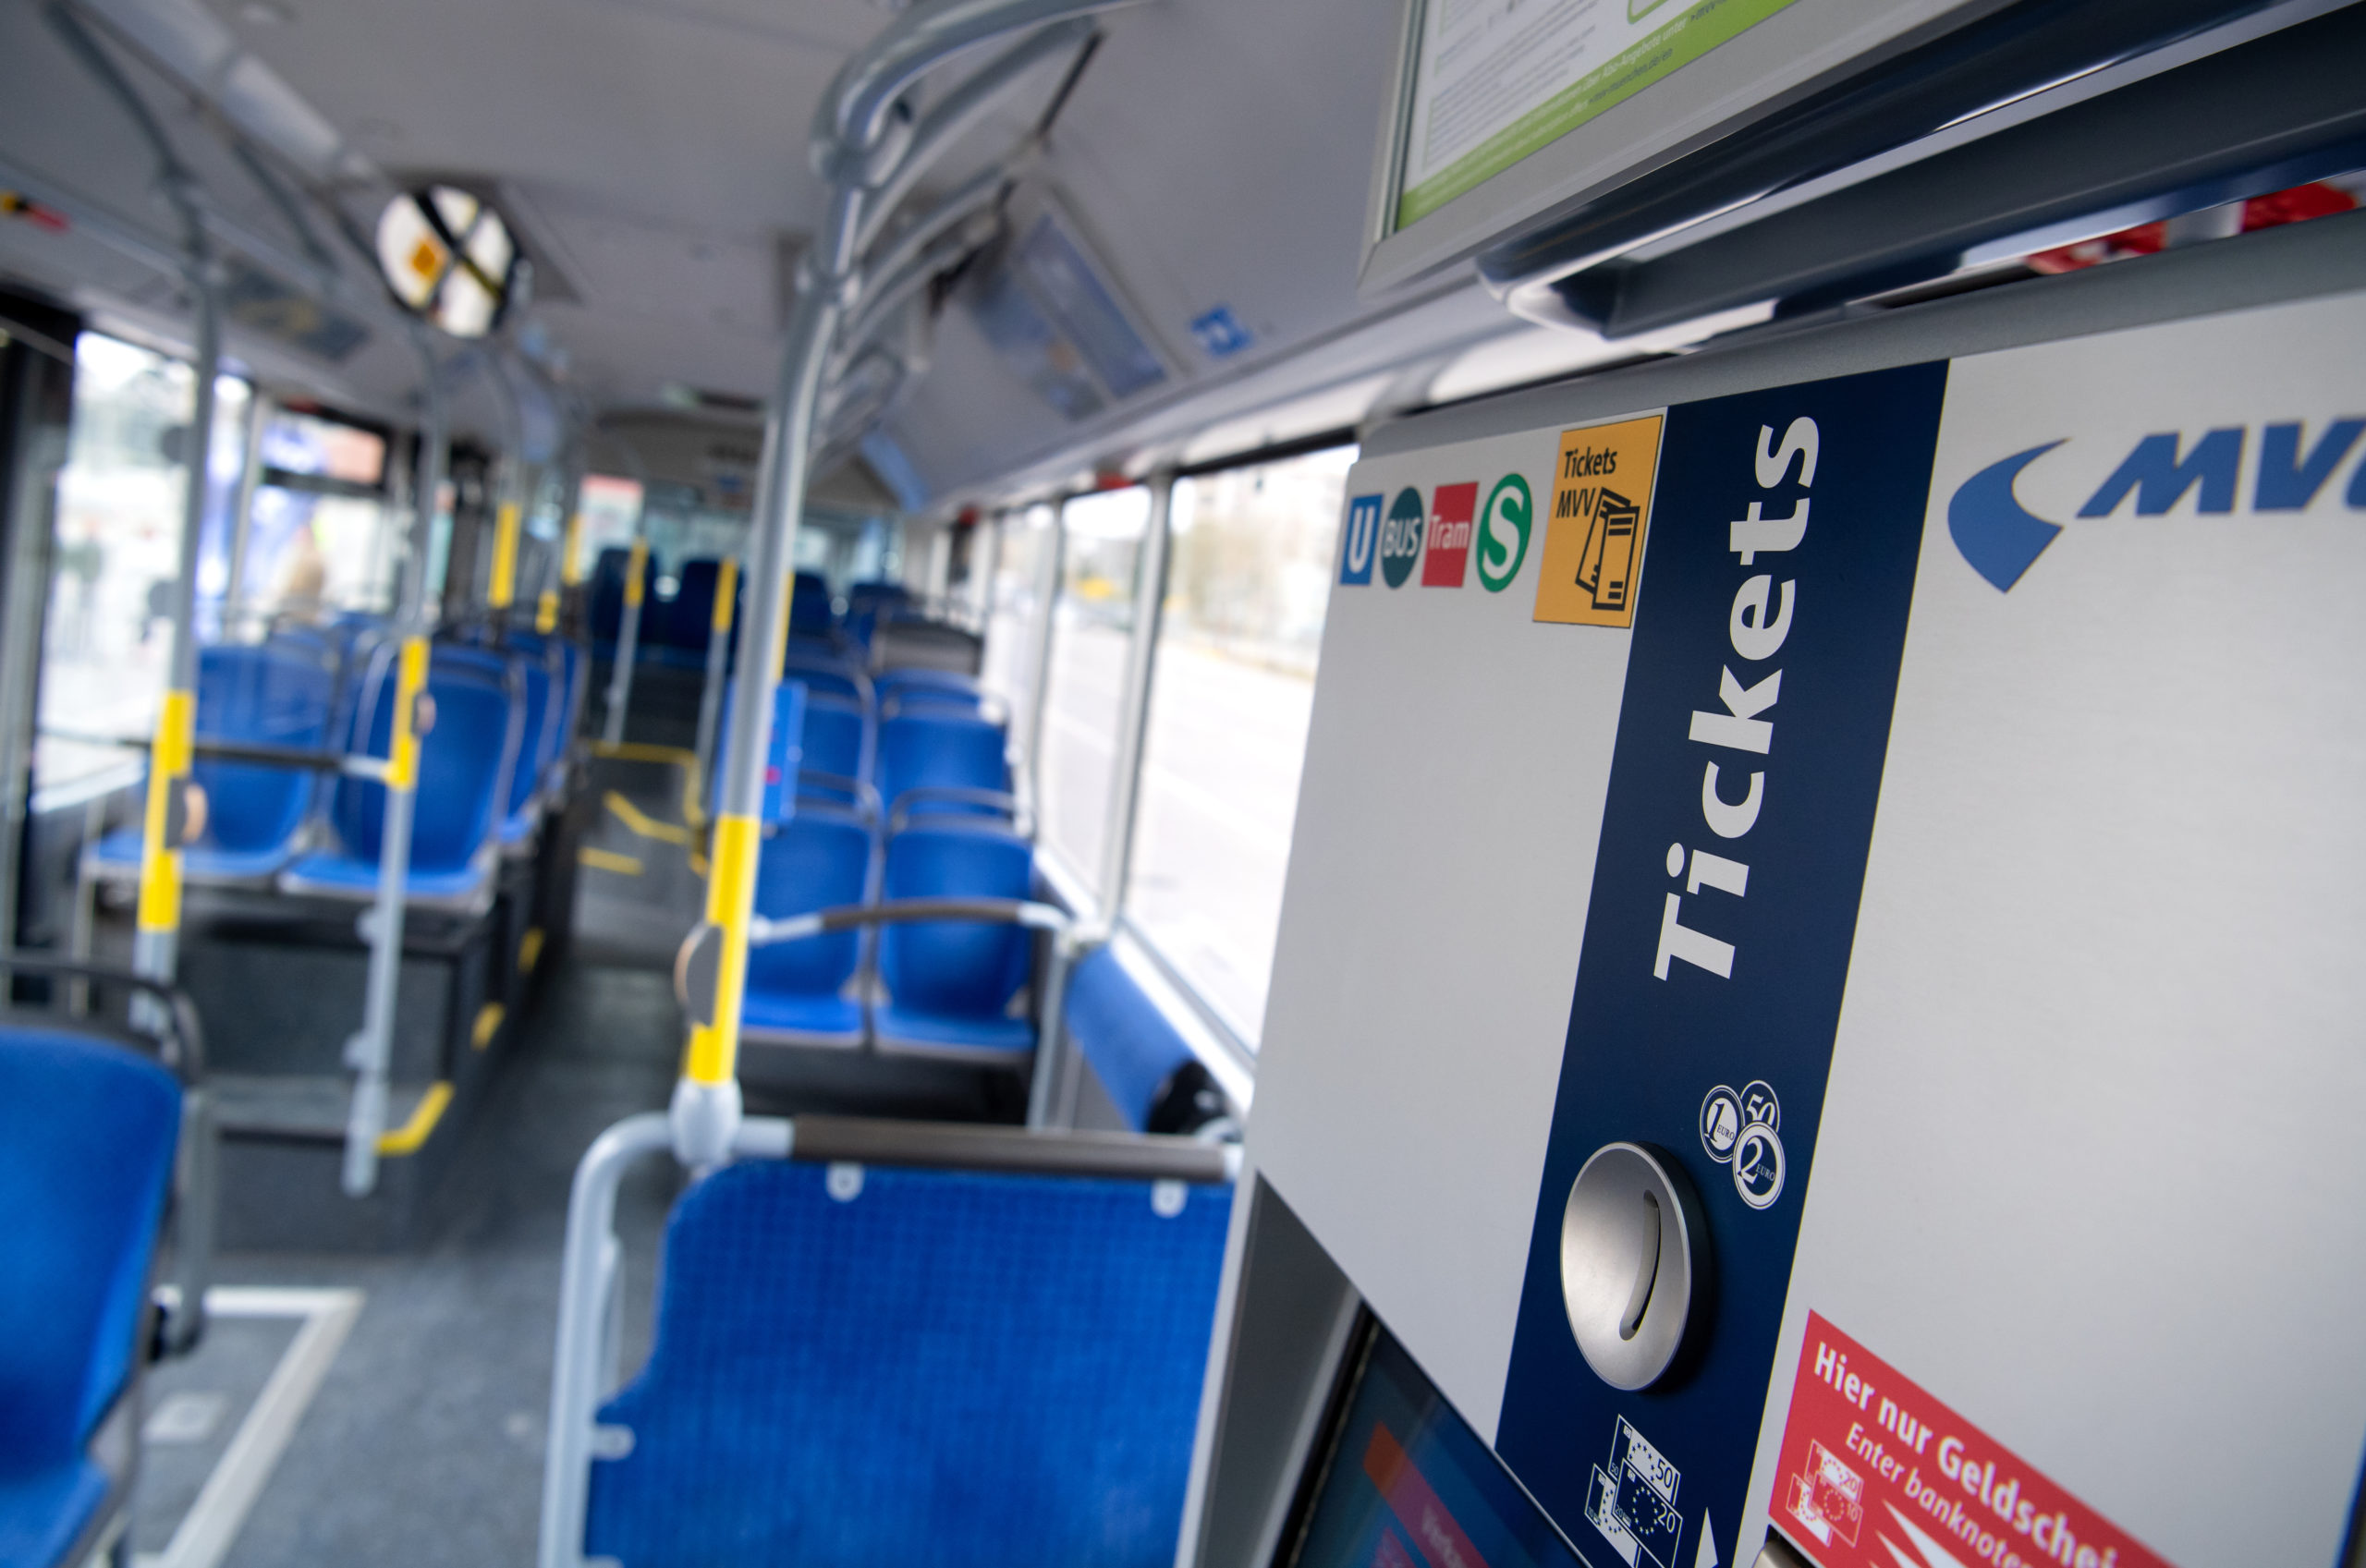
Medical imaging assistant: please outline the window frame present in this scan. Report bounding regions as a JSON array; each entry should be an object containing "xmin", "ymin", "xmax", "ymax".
[{"xmin": 982, "ymin": 428, "xmax": 1361, "ymax": 1090}]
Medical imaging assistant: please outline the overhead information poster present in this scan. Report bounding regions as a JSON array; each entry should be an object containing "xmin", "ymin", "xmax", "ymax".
[{"xmin": 1396, "ymin": 0, "xmax": 1799, "ymax": 228}]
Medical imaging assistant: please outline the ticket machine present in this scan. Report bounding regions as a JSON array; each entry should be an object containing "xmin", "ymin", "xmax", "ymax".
[{"xmin": 1181, "ymin": 5, "xmax": 2366, "ymax": 1567}]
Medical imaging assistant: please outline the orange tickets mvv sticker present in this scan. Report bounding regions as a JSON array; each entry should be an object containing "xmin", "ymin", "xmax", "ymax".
[
  {"xmin": 1534, "ymin": 414, "xmax": 1664, "ymax": 627},
  {"xmin": 1773, "ymin": 1313, "xmax": 2170, "ymax": 1568}
]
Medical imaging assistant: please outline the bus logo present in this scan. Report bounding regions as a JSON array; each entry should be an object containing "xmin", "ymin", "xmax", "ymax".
[
  {"xmin": 1422, "ymin": 482, "xmax": 1477, "ymax": 587},
  {"xmin": 1339, "ymin": 493, "xmax": 1382, "ymax": 585},
  {"xmin": 1536, "ymin": 414, "xmax": 1664, "ymax": 627},
  {"xmin": 1475, "ymin": 474, "xmax": 1533, "ymax": 591},
  {"xmin": 1379, "ymin": 487, "xmax": 1425, "ymax": 589}
]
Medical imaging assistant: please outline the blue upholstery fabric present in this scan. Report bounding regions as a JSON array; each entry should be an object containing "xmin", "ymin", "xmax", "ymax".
[
  {"xmin": 709, "ymin": 682, "xmax": 807, "ymax": 826},
  {"xmin": 875, "ymin": 714, "xmax": 1009, "ymax": 820},
  {"xmin": 781, "ymin": 654, "xmax": 863, "ymax": 705},
  {"xmin": 282, "ymin": 645, "xmax": 517, "ymax": 901},
  {"xmin": 874, "ymin": 825, "xmax": 1033, "ymax": 1058},
  {"xmin": 1063, "ymin": 950, "xmax": 1195, "ymax": 1133},
  {"xmin": 661, "ymin": 558, "xmax": 724, "ymax": 662},
  {"xmin": 796, "ymin": 697, "xmax": 869, "ymax": 807},
  {"xmin": 0, "ymin": 1458, "xmax": 106, "ymax": 1568},
  {"xmin": 92, "ymin": 641, "xmax": 335, "ymax": 881},
  {"xmin": 0, "ymin": 1027, "xmax": 181, "ymax": 1568},
  {"xmin": 741, "ymin": 810, "xmax": 871, "ymax": 1047},
  {"xmin": 585, "ymin": 1161, "xmax": 1232, "ymax": 1568},
  {"xmin": 788, "ymin": 572, "xmax": 835, "ymax": 638},
  {"xmin": 589, "ymin": 547, "xmax": 652, "ymax": 649}
]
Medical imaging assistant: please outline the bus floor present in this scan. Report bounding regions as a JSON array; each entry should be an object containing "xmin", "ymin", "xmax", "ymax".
[{"xmin": 128, "ymin": 764, "xmax": 1016, "ymax": 1565}]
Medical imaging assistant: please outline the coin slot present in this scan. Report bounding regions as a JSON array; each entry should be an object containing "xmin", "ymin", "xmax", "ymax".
[{"xmin": 1619, "ymin": 1191, "xmax": 1662, "ymax": 1342}]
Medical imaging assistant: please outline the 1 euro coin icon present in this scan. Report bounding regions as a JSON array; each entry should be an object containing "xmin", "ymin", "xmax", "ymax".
[{"xmin": 1700, "ymin": 1086, "xmax": 1744, "ymax": 1162}]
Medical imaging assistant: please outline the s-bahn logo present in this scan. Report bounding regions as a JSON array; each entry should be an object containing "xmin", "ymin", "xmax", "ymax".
[
  {"xmin": 1422, "ymin": 482, "xmax": 1477, "ymax": 587},
  {"xmin": 1536, "ymin": 414, "xmax": 1665, "ymax": 627},
  {"xmin": 1948, "ymin": 419, "xmax": 2366, "ymax": 591},
  {"xmin": 1475, "ymin": 474, "xmax": 1533, "ymax": 592},
  {"xmin": 1339, "ymin": 493, "xmax": 1382, "ymax": 585},
  {"xmin": 1380, "ymin": 487, "xmax": 1426, "ymax": 588}
]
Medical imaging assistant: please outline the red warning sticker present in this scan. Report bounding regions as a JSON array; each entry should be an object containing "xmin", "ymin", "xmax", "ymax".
[{"xmin": 1773, "ymin": 1313, "xmax": 2171, "ymax": 1568}]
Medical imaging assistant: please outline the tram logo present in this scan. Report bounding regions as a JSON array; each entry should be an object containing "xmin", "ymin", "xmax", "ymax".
[
  {"xmin": 1422, "ymin": 482, "xmax": 1477, "ymax": 586},
  {"xmin": 1475, "ymin": 474, "xmax": 1532, "ymax": 591},
  {"xmin": 1946, "ymin": 419, "xmax": 2366, "ymax": 591},
  {"xmin": 1379, "ymin": 486, "xmax": 1426, "ymax": 588},
  {"xmin": 1339, "ymin": 493, "xmax": 1382, "ymax": 585},
  {"xmin": 1535, "ymin": 414, "xmax": 1664, "ymax": 626}
]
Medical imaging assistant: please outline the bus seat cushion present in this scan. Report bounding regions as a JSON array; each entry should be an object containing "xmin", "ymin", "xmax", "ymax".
[
  {"xmin": 870, "ymin": 1004, "xmax": 1033, "ymax": 1060},
  {"xmin": 585, "ymin": 1161, "xmax": 1230, "ymax": 1568},
  {"xmin": 739, "ymin": 992, "xmax": 863, "ymax": 1047}
]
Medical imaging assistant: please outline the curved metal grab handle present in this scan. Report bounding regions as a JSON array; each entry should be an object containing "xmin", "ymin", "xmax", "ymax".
[{"xmin": 748, "ymin": 895, "xmax": 1068, "ymax": 945}]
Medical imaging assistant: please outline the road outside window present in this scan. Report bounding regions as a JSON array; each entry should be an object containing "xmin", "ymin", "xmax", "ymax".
[
  {"xmin": 1128, "ymin": 445, "xmax": 1355, "ymax": 1045},
  {"xmin": 1038, "ymin": 487, "xmax": 1149, "ymax": 891}
]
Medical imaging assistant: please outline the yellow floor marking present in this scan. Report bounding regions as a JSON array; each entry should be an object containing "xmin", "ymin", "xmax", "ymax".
[
  {"xmin": 471, "ymin": 1003, "xmax": 505, "ymax": 1051},
  {"xmin": 375, "ymin": 1081, "xmax": 452, "ymax": 1155},
  {"xmin": 604, "ymin": 790, "xmax": 694, "ymax": 845},
  {"xmin": 579, "ymin": 846, "xmax": 644, "ymax": 875},
  {"xmin": 590, "ymin": 740, "xmax": 697, "ymax": 764},
  {"xmin": 518, "ymin": 927, "xmax": 544, "ymax": 973}
]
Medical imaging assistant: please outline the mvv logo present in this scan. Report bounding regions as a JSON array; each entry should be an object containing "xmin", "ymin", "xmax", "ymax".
[{"xmin": 1948, "ymin": 419, "xmax": 2366, "ymax": 591}]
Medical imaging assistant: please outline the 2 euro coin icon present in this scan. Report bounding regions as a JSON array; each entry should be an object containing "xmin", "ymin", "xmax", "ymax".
[{"xmin": 1733, "ymin": 1124, "xmax": 1786, "ymax": 1209}]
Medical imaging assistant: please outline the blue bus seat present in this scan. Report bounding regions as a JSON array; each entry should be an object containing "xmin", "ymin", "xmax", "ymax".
[
  {"xmin": 874, "ymin": 713, "xmax": 1014, "ymax": 827},
  {"xmin": 280, "ymin": 646, "xmax": 521, "ymax": 911},
  {"xmin": 580, "ymin": 1158, "xmax": 1230, "ymax": 1568},
  {"xmin": 708, "ymin": 681, "xmax": 808, "ymax": 826},
  {"xmin": 788, "ymin": 571, "xmax": 835, "ymax": 638},
  {"xmin": 872, "ymin": 822, "xmax": 1036, "ymax": 1063},
  {"xmin": 794, "ymin": 695, "xmax": 873, "ymax": 813},
  {"xmin": 0, "ymin": 1027, "xmax": 181, "ymax": 1568},
  {"xmin": 1062, "ymin": 948, "xmax": 1201, "ymax": 1135},
  {"xmin": 589, "ymin": 547, "xmax": 652, "ymax": 652},
  {"xmin": 430, "ymin": 642, "xmax": 549, "ymax": 847},
  {"xmin": 740, "ymin": 809, "xmax": 873, "ymax": 1051},
  {"xmin": 781, "ymin": 650, "xmax": 868, "ymax": 708},
  {"xmin": 85, "ymin": 640, "xmax": 338, "ymax": 886},
  {"xmin": 655, "ymin": 557, "xmax": 723, "ymax": 667}
]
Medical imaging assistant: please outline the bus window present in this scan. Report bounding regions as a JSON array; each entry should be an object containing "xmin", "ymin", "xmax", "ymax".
[
  {"xmin": 37, "ymin": 333, "xmax": 248, "ymax": 796},
  {"xmin": 1039, "ymin": 485, "xmax": 1151, "ymax": 890},
  {"xmin": 1127, "ymin": 444, "xmax": 1356, "ymax": 1044},
  {"xmin": 982, "ymin": 505, "xmax": 1053, "ymax": 744},
  {"xmin": 239, "ymin": 407, "xmax": 392, "ymax": 618}
]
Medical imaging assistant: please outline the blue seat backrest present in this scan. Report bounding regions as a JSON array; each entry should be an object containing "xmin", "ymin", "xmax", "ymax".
[
  {"xmin": 1063, "ymin": 949, "xmax": 1197, "ymax": 1135},
  {"xmin": 746, "ymin": 812, "xmax": 872, "ymax": 1001},
  {"xmin": 663, "ymin": 558, "xmax": 722, "ymax": 656},
  {"xmin": 0, "ymin": 1027, "xmax": 180, "ymax": 1468},
  {"xmin": 193, "ymin": 642, "xmax": 335, "ymax": 854},
  {"xmin": 503, "ymin": 650, "xmax": 555, "ymax": 819},
  {"xmin": 585, "ymin": 1160, "xmax": 1232, "ymax": 1568},
  {"xmin": 506, "ymin": 632, "xmax": 572, "ymax": 782},
  {"xmin": 798, "ymin": 697, "xmax": 867, "ymax": 798},
  {"xmin": 781, "ymin": 656, "xmax": 862, "ymax": 705},
  {"xmin": 875, "ymin": 714, "xmax": 1008, "ymax": 818},
  {"xmin": 589, "ymin": 548, "xmax": 630, "ymax": 645},
  {"xmin": 711, "ymin": 680, "xmax": 807, "ymax": 825},
  {"xmin": 878, "ymin": 824, "xmax": 1032, "ymax": 1019},
  {"xmin": 788, "ymin": 572, "xmax": 835, "ymax": 637},
  {"xmin": 333, "ymin": 649, "xmax": 518, "ymax": 872}
]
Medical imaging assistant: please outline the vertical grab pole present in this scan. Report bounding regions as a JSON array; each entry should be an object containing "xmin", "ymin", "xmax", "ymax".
[
  {"xmin": 672, "ymin": 278, "xmax": 841, "ymax": 1166},
  {"xmin": 343, "ymin": 322, "xmax": 445, "ymax": 1196},
  {"xmin": 47, "ymin": 0, "xmax": 223, "ymax": 1003},
  {"xmin": 601, "ymin": 536, "xmax": 647, "ymax": 747},
  {"xmin": 690, "ymin": 554, "xmax": 738, "ymax": 820}
]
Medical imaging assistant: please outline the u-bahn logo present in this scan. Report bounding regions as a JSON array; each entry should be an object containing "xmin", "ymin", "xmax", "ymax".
[
  {"xmin": 1422, "ymin": 482, "xmax": 1476, "ymax": 587},
  {"xmin": 1535, "ymin": 414, "xmax": 1665, "ymax": 627},
  {"xmin": 1379, "ymin": 487, "xmax": 1426, "ymax": 588},
  {"xmin": 1947, "ymin": 419, "xmax": 2366, "ymax": 591},
  {"xmin": 1339, "ymin": 493, "xmax": 1382, "ymax": 585}
]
